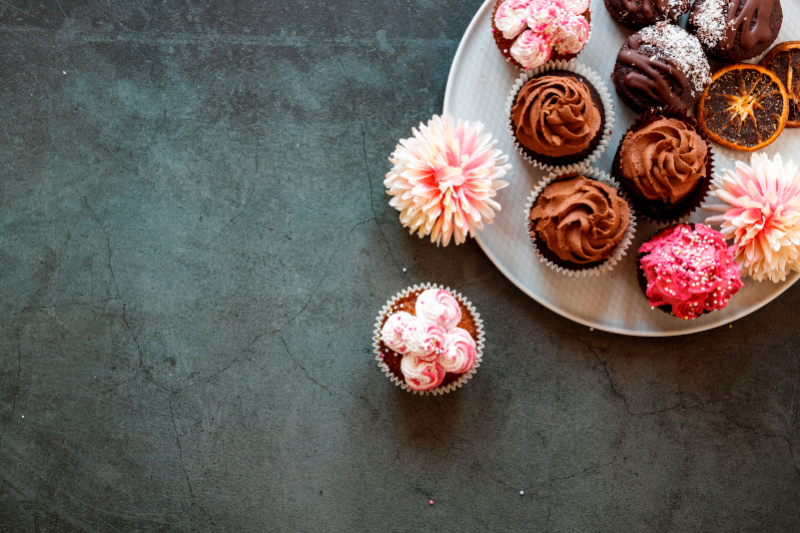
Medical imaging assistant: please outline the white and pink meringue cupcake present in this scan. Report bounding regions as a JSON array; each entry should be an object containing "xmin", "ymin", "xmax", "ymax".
[
  {"xmin": 373, "ymin": 284, "xmax": 485, "ymax": 396},
  {"xmin": 492, "ymin": 0, "xmax": 592, "ymax": 71}
]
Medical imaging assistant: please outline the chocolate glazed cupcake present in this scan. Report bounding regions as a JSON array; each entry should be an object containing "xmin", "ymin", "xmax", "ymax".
[
  {"xmin": 511, "ymin": 70, "xmax": 606, "ymax": 168},
  {"xmin": 613, "ymin": 107, "xmax": 714, "ymax": 223},
  {"xmin": 605, "ymin": 0, "xmax": 691, "ymax": 30},
  {"xmin": 613, "ymin": 22, "xmax": 712, "ymax": 113},
  {"xmin": 688, "ymin": 0, "xmax": 783, "ymax": 62},
  {"xmin": 528, "ymin": 172, "xmax": 634, "ymax": 275}
]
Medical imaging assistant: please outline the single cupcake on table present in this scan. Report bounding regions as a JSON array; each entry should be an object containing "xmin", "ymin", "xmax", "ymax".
[
  {"xmin": 492, "ymin": 0, "xmax": 592, "ymax": 71},
  {"xmin": 704, "ymin": 153, "xmax": 800, "ymax": 283},
  {"xmin": 508, "ymin": 62, "xmax": 613, "ymax": 172},
  {"xmin": 613, "ymin": 22, "xmax": 712, "ymax": 113},
  {"xmin": 374, "ymin": 285, "xmax": 484, "ymax": 395},
  {"xmin": 605, "ymin": 0, "xmax": 691, "ymax": 30},
  {"xmin": 527, "ymin": 169, "xmax": 635, "ymax": 276},
  {"xmin": 384, "ymin": 115, "xmax": 511, "ymax": 247},
  {"xmin": 613, "ymin": 108, "xmax": 713, "ymax": 223},
  {"xmin": 638, "ymin": 223, "xmax": 743, "ymax": 320},
  {"xmin": 688, "ymin": 0, "xmax": 782, "ymax": 62}
]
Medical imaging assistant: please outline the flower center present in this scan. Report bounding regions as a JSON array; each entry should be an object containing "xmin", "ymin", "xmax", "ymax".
[{"xmin": 437, "ymin": 164, "xmax": 467, "ymax": 191}]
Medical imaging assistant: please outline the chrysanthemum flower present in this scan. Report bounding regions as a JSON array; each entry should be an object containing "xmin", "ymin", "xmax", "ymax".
[
  {"xmin": 384, "ymin": 115, "xmax": 511, "ymax": 247},
  {"xmin": 704, "ymin": 152, "xmax": 800, "ymax": 282}
]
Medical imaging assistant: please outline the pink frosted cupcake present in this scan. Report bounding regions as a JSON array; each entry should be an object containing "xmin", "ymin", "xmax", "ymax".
[
  {"xmin": 492, "ymin": 0, "xmax": 592, "ymax": 71},
  {"xmin": 637, "ymin": 223, "xmax": 743, "ymax": 320},
  {"xmin": 373, "ymin": 284, "xmax": 484, "ymax": 395}
]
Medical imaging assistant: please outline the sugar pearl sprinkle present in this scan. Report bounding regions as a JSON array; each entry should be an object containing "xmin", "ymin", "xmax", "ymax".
[{"xmin": 640, "ymin": 224, "xmax": 743, "ymax": 320}]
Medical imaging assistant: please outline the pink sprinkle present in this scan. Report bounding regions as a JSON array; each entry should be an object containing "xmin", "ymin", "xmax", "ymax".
[
  {"xmin": 380, "ymin": 354, "xmax": 385, "ymax": 358},
  {"xmin": 429, "ymin": 500, "xmax": 434, "ymax": 505},
  {"xmin": 491, "ymin": 28, "xmax": 495, "ymax": 32}
]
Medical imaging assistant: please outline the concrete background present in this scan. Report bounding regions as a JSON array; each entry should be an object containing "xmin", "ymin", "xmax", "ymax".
[{"xmin": 1, "ymin": 0, "xmax": 799, "ymax": 531}]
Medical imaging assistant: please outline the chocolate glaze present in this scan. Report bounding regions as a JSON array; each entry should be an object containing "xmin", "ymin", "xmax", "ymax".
[
  {"xmin": 720, "ymin": 0, "xmax": 775, "ymax": 51},
  {"xmin": 616, "ymin": 34, "xmax": 690, "ymax": 108},
  {"xmin": 620, "ymin": 0, "xmax": 669, "ymax": 19}
]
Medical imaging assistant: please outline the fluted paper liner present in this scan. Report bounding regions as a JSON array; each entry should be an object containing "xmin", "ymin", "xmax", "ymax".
[
  {"xmin": 524, "ymin": 166, "xmax": 638, "ymax": 277},
  {"xmin": 612, "ymin": 106, "xmax": 715, "ymax": 226},
  {"xmin": 506, "ymin": 59, "xmax": 615, "ymax": 175},
  {"xmin": 373, "ymin": 283, "xmax": 485, "ymax": 396}
]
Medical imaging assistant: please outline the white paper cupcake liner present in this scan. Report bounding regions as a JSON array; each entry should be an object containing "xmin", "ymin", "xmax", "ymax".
[
  {"xmin": 523, "ymin": 166, "xmax": 637, "ymax": 278},
  {"xmin": 372, "ymin": 283, "xmax": 485, "ymax": 396},
  {"xmin": 506, "ymin": 59, "xmax": 615, "ymax": 175}
]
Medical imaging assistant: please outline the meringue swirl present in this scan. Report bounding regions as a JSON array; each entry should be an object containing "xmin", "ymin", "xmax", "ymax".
[
  {"xmin": 495, "ymin": 0, "xmax": 529, "ymax": 40},
  {"xmin": 415, "ymin": 289, "xmax": 462, "ymax": 331},
  {"xmin": 401, "ymin": 355, "xmax": 445, "ymax": 391},
  {"xmin": 530, "ymin": 175, "xmax": 631, "ymax": 264},
  {"xmin": 439, "ymin": 328, "xmax": 477, "ymax": 374},
  {"xmin": 620, "ymin": 117, "xmax": 708, "ymax": 204},
  {"xmin": 509, "ymin": 30, "xmax": 552, "ymax": 70},
  {"xmin": 380, "ymin": 311, "xmax": 415, "ymax": 355},
  {"xmin": 403, "ymin": 319, "xmax": 447, "ymax": 362},
  {"xmin": 512, "ymin": 74, "xmax": 602, "ymax": 158}
]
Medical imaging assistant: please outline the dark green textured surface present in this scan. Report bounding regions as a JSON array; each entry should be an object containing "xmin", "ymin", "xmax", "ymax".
[{"xmin": 1, "ymin": 1, "xmax": 800, "ymax": 531}]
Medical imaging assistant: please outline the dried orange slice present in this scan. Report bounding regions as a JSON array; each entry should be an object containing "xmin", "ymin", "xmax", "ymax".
[
  {"xmin": 761, "ymin": 42, "xmax": 800, "ymax": 128},
  {"xmin": 697, "ymin": 64, "xmax": 788, "ymax": 152}
]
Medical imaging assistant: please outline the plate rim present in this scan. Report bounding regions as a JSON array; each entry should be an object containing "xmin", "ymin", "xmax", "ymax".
[{"xmin": 442, "ymin": 0, "xmax": 800, "ymax": 337}]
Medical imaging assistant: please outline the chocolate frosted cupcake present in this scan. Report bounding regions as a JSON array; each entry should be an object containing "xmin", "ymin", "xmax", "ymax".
[
  {"xmin": 613, "ymin": 107, "xmax": 713, "ymax": 223},
  {"xmin": 509, "ymin": 65, "xmax": 612, "ymax": 172},
  {"xmin": 613, "ymin": 22, "xmax": 712, "ymax": 113},
  {"xmin": 637, "ymin": 223, "xmax": 743, "ymax": 320},
  {"xmin": 688, "ymin": 0, "xmax": 782, "ymax": 62},
  {"xmin": 526, "ymin": 169, "xmax": 636, "ymax": 276},
  {"xmin": 605, "ymin": 0, "xmax": 691, "ymax": 30}
]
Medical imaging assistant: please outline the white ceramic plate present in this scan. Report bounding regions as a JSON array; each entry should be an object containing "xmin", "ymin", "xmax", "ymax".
[{"xmin": 443, "ymin": 0, "xmax": 800, "ymax": 336}]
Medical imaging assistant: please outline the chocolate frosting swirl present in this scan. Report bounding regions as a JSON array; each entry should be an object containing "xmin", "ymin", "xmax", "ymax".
[
  {"xmin": 530, "ymin": 176, "xmax": 631, "ymax": 264},
  {"xmin": 512, "ymin": 75, "xmax": 602, "ymax": 158},
  {"xmin": 620, "ymin": 118, "xmax": 708, "ymax": 204}
]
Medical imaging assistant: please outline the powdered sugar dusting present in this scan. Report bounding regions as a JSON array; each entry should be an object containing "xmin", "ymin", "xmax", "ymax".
[
  {"xmin": 640, "ymin": 22, "xmax": 712, "ymax": 96},
  {"xmin": 689, "ymin": 0, "xmax": 728, "ymax": 48}
]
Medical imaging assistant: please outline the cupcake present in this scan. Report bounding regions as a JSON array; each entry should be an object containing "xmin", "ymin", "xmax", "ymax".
[
  {"xmin": 704, "ymin": 152, "xmax": 800, "ymax": 282},
  {"xmin": 491, "ymin": 0, "xmax": 592, "ymax": 71},
  {"xmin": 637, "ymin": 223, "xmax": 743, "ymax": 319},
  {"xmin": 688, "ymin": 0, "xmax": 782, "ymax": 62},
  {"xmin": 509, "ymin": 63, "xmax": 613, "ymax": 172},
  {"xmin": 527, "ymin": 170, "xmax": 635, "ymax": 276},
  {"xmin": 613, "ymin": 107, "xmax": 713, "ymax": 223},
  {"xmin": 604, "ymin": 0, "xmax": 691, "ymax": 30},
  {"xmin": 613, "ymin": 22, "xmax": 712, "ymax": 113},
  {"xmin": 374, "ymin": 285, "xmax": 484, "ymax": 395},
  {"xmin": 384, "ymin": 115, "xmax": 511, "ymax": 247}
]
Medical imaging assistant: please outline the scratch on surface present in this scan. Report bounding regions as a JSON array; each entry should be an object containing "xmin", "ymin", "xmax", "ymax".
[
  {"xmin": 82, "ymin": 197, "xmax": 171, "ymax": 394},
  {"xmin": 279, "ymin": 331, "xmax": 333, "ymax": 397},
  {"xmin": 551, "ymin": 418, "xmax": 630, "ymax": 484},
  {"xmin": 283, "ymin": 218, "xmax": 372, "ymax": 327},
  {"xmin": 205, "ymin": 129, "xmax": 260, "ymax": 247},
  {"xmin": 335, "ymin": 56, "xmax": 400, "ymax": 270},
  {"xmin": 0, "ymin": 322, "xmax": 22, "ymax": 448},
  {"xmin": 169, "ymin": 396, "xmax": 218, "ymax": 531},
  {"xmin": 53, "ymin": 0, "xmax": 66, "ymax": 18},
  {"xmin": 0, "ymin": 0, "xmax": 32, "ymax": 17},
  {"xmin": 577, "ymin": 337, "xmax": 636, "ymax": 415},
  {"xmin": 575, "ymin": 337, "xmax": 800, "ymax": 484}
]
